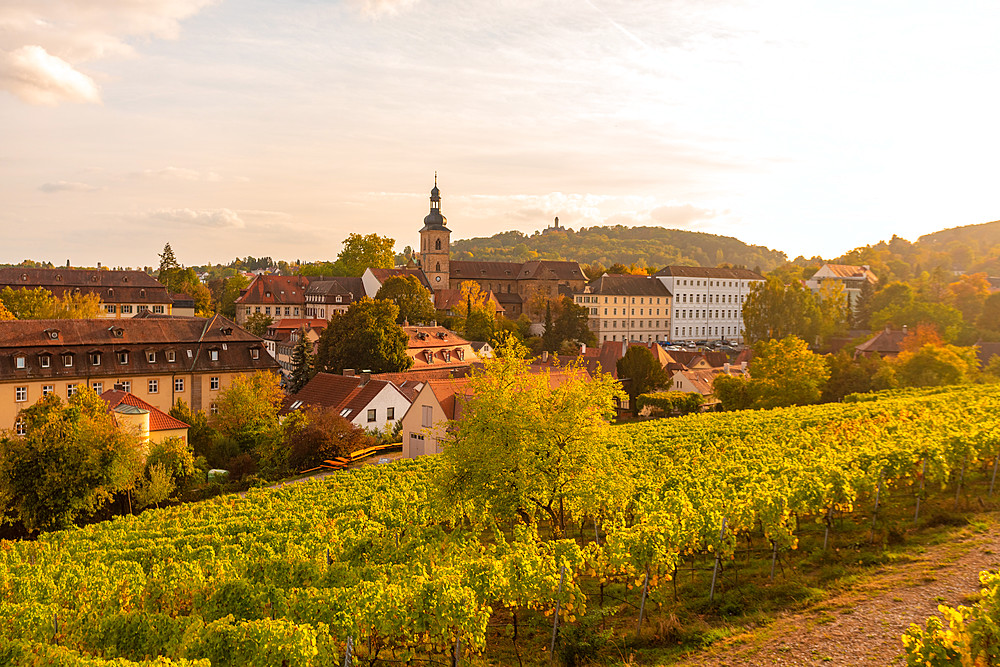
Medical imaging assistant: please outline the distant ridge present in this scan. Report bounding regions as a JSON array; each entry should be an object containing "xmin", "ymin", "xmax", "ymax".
[{"xmin": 451, "ymin": 225, "xmax": 787, "ymax": 273}]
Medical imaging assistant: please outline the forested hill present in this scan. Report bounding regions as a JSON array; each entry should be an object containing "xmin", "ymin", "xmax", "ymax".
[
  {"xmin": 450, "ymin": 225, "xmax": 788, "ymax": 272},
  {"xmin": 918, "ymin": 219, "xmax": 1000, "ymax": 254}
]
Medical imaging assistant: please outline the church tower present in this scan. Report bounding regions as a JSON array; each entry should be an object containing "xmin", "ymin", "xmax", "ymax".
[{"xmin": 419, "ymin": 174, "xmax": 451, "ymax": 291}]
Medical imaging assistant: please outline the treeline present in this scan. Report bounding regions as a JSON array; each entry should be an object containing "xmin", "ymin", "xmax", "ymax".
[{"xmin": 450, "ymin": 225, "xmax": 788, "ymax": 274}]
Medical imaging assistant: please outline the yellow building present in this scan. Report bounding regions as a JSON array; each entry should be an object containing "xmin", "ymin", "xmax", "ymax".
[{"xmin": 1, "ymin": 314, "xmax": 279, "ymax": 432}]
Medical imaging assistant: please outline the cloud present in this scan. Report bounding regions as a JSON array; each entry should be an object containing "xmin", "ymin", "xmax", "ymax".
[
  {"xmin": 650, "ymin": 204, "xmax": 718, "ymax": 228},
  {"xmin": 138, "ymin": 208, "xmax": 246, "ymax": 229},
  {"xmin": 350, "ymin": 0, "xmax": 421, "ymax": 18},
  {"xmin": 0, "ymin": 45, "xmax": 100, "ymax": 105},
  {"xmin": 0, "ymin": 0, "xmax": 215, "ymax": 105},
  {"xmin": 38, "ymin": 179, "xmax": 100, "ymax": 193},
  {"xmin": 134, "ymin": 167, "xmax": 226, "ymax": 182}
]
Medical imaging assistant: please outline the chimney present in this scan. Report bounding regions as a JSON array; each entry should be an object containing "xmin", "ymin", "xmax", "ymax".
[
  {"xmin": 542, "ymin": 351, "xmax": 549, "ymax": 362},
  {"xmin": 723, "ymin": 362, "xmax": 730, "ymax": 373},
  {"xmin": 580, "ymin": 343, "xmax": 586, "ymax": 354},
  {"xmin": 360, "ymin": 371, "xmax": 370, "ymax": 386},
  {"xmin": 343, "ymin": 368, "xmax": 355, "ymax": 377},
  {"xmin": 97, "ymin": 262, "xmax": 102, "ymax": 269},
  {"xmin": 902, "ymin": 324, "xmax": 908, "ymax": 334},
  {"xmin": 113, "ymin": 382, "xmax": 126, "ymax": 391},
  {"xmin": 431, "ymin": 320, "xmax": 437, "ymax": 327}
]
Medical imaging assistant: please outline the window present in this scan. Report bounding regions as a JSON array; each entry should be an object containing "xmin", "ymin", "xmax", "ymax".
[
  {"xmin": 63, "ymin": 354, "xmax": 73, "ymax": 367},
  {"xmin": 148, "ymin": 380, "xmax": 158, "ymax": 393},
  {"xmin": 250, "ymin": 349, "xmax": 259, "ymax": 360},
  {"xmin": 387, "ymin": 407, "xmax": 395, "ymax": 421},
  {"xmin": 421, "ymin": 405, "xmax": 433, "ymax": 428},
  {"xmin": 137, "ymin": 305, "xmax": 149, "ymax": 313},
  {"xmin": 15, "ymin": 356, "xmax": 25, "ymax": 369},
  {"xmin": 66, "ymin": 384, "xmax": 77, "ymax": 397},
  {"xmin": 90, "ymin": 352, "xmax": 101, "ymax": 366},
  {"xmin": 117, "ymin": 351, "xmax": 128, "ymax": 365},
  {"xmin": 121, "ymin": 381, "xmax": 131, "ymax": 392},
  {"xmin": 153, "ymin": 305, "xmax": 164, "ymax": 314},
  {"xmin": 167, "ymin": 351, "xmax": 176, "ymax": 363},
  {"xmin": 40, "ymin": 355, "xmax": 50, "ymax": 368},
  {"xmin": 15, "ymin": 418, "xmax": 25, "ymax": 436},
  {"xmin": 15, "ymin": 386, "xmax": 27, "ymax": 402},
  {"xmin": 265, "ymin": 307, "xmax": 271, "ymax": 315},
  {"xmin": 367, "ymin": 408, "xmax": 377, "ymax": 423},
  {"xmin": 209, "ymin": 350, "xmax": 219, "ymax": 361},
  {"xmin": 210, "ymin": 376, "xmax": 220, "ymax": 390},
  {"xmin": 174, "ymin": 378, "xmax": 185, "ymax": 392},
  {"xmin": 92, "ymin": 382, "xmax": 103, "ymax": 394},
  {"xmin": 42, "ymin": 385, "xmax": 53, "ymax": 396},
  {"xmin": 121, "ymin": 305, "xmax": 133, "ymax": 314},
  {"xmin": 146, "ymin": 351, "xmax": 156, "ymax": 363},
  {"xmin": 210, "ymin": 402, "xmax": 218, "ymax": 415},
  {"xmin": 105, "ymin": 304, "xmax": 116, "ymax": 314}
]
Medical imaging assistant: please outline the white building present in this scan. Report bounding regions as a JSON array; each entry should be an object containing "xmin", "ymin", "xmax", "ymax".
[
  {"xmin": 655, "ymin": 266, "xmax": 764, "ymax": 344},
  {"xmin": 804, "ymin": 264, "xmax": 877, "ymax": 312}
]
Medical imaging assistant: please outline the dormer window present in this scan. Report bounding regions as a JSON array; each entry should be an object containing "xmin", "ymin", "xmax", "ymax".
[
  {"xmin": 250, "ymin": 348, "xmax": 259, "ymax": 360},
  {"xmin": 109, "ymin": 327, "xmax": 124, "ymax": 338},
  {"xmin": 336, "ymin": 296, "xmax": 342, "ymax": 303},
  {"xmin": 139, "ymin": 289, "xmax": 146, "ymax": 298},
  {"xmin": 45, "ymin": 329, "xmax": 59, "ymax": 340},
  {"xmin": 122, "ymin": 276, "xmax": 128, "ymax": 283},
  {"xmin": 15, "ymin": 355, "xmax": 26, "ymax": 369},
  {"xmin": 62, "ymin": 354, "xmax": 73, "ymax": 367},
  {"xmin": 55, "ymin": 274, "xmax": 63, "ymax": 282},
  {"xmin": 209, "ymin": 349, "xmax": 219, "ymax": 361},
  {"xmin": 20, "ymin": 273, "xmax": 27, "ymax": 281},
  {"xmin": 220, "ymin": 327, "xmax": 233, "ymax": 336},
  {"xmin": 90, "ymin": 274, "xmax": 98, "ymax": 282},
  {"xmin": 90, "ymin": 352, "xmax": 101, "ymax": 366},
  {"xmin": 39, "ymin": 354, "xmax": 51, "ymax": 368},
  {"xmin": 108, "ymin": 288, "xmax": 114, "ymax": 297},
  {"xmin": 117, "ymin": 351, "xmax": 128, "ymax": 365},
  {"xmin": 456, "ymin": 348, "xmax": 465, "ymax": 361},
  {"xmin": 443, "ymin": 350, "xmax": 451, "ymax": 362},
  {"xmin": 167, "ymin": 350, "xmax": 176, "ymax": 363},
  {"xmin": 146, "ymin": 351, "xmax": 156, "ymax": 363}
]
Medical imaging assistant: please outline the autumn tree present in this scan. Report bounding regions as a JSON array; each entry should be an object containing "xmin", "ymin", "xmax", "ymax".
[
  {"xmin": 436, "ymin": 335, "xmax": 627, "ymax": 535},
  {"xmin": 750, "ymin": 336, "xmax": 831, "ymax": 408},
  {"xmin": 821, "ymin": 350, "xmax": 896, "ymax": 402},
  {"xmin": 616, "ymin": 345, "xmax": 670, "ymax": 416},
  {"xmin": 0, "ymin": 388, "xmax": 144, "ymax": 533},
  {"xmin": 893, "ymin": 343, "xmax": 979, "ymax": 387},
  {"xmin": 283, "ymin": 407, "xmax": 375, "ymax": 471},
  {"xmin": 742, "ymin": 277, "xmax": 822, "ymax": 344},
  {"xmin": 218, "ymin": 274, "xmax": 250, "ymax": 318},
  {"xmin": 0, "ymin": 286, "xmax": 102, "ymax": 319},
  {"xmin": 337, "ymin": 233, "xmax": 396, "ymax": 277},
  {"xmin": 0, "ymin": 301, "xmax": 13, "ymax": 320},
  {"xmin": 314, "ymin": 297, "xmax": 412, "ymax": 374},
  {"xmin": 375, "ymin": 275, "xmax": 437, "ymax": 325},
  {"xmin": 211, "ymin": 371, "xmax": 285, "ymax": 476}
]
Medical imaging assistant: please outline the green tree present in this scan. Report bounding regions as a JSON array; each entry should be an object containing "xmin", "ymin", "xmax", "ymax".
[
  {"xmin": 712, "ymin": 373, "xmax": 755, "ymax": 411},
  {"xmin": 337, "ymin": 233, "xmax": 396, "ymax": 277},
  {"xmin": 288, "ymin": 330, "xmax": 315, "ymax": 394},
  {"xmin": 169, "ymin": 399, "xmax": 217, "ymax": 462},
  {"xmin": 158, "ymin": 242, "xmax": 179, "ymax": 274},
  {"xmin": 821, "ymin": 349, "xmax": 897, "ymax": 402},
  {"xmin": 541, "ymin": 301, "xmax": 557, "ymax": 352},
  {"xmin": 375, "ymin": 275, "xmax": 437, "ymax": 325},
  {"xmin": 742, "ymin": 277, "xmax": 822, "ymax": 344},
  {"xmin": 870, "ymin": 301, "xmax": 965, "ymax": 342},
  {"xmin": 616, "ymin": 345, "xmax": 670, "ymax": 416},
  {"xmin": 852, "ymin": 279, "xmax": 876, "ymax": 329},
  {"xmin": 314, "ymin": 297, "xmax": 412, "ymax": 374},
  {"xmin": 750, "ymin": 336, "xmax": 831, "ymax": 408},
  {"xmin": 552, "ymin": 296, "xmax": 597, "ymax": 349},
  {"xmin": 893, "ymin": 343, "xmax": 979, "ymax": 387},
  {"xmin": 243, "ymin": 312, "xmax": 273, "ymax": 337},
  {"xmin": 978, "ymin": 293, "xmax": 1000, "ymax": 333},
  {"xmin": 211, "ymin": 372, "xmax": 284, "ymax": 476},
  {"xmin": 0, "ymin": 388, "xmax": 144, "ymax": 533},
  {"xmin": 464, "ymin": 309, "xmax": 495, "ymax": 342},
  {"xmin": 0, "ymin": 286, "xmax": 102, "ymax": 319},
  {"xmin": 218, "ymin": 274, "xmax": 250, "ymax": 319},
  {"xmin": 436, "ymin": 335, "xmax": 627, "ymax": 534}
]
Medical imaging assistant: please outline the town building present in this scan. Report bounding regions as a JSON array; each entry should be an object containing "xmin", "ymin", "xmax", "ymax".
[
  {"xmin": 805, "ymin": 264, "xmax": 878, "ymax": 311},
  {"xmin": 402, "ymin": 325, "xmax": 479, "ymax": 372},
  {"xmin": 100, "ymin": 387, "xmax": 190, "ymax": 446},
  {"xmin": 361, "ymin": 267, "xmax": 433, "ymax": 298},
  {"xmin": 573, "ymin": 274, "xmax": 673, "ymax": 343},
  {"xmin": 0, "ymin": 267, "xmax": 174, "ymax": 318},
  {"xmin": 234, "ymin": 274, "xmax": 311, "ymax": 327},
  {"xmin": 1, "ymin": 315, "xmax": 279, "ymax": 432},
  {"xmin": 303, "ymin": 277, "xmax": 364, "ymax": 321},
  {"xmin": 654, "ymin": 266, "xmax": 764, "ymax": 344},
  {"xmin": 668, "ymin": 363, "xmax": 749, "ymax": 407},
  {"xmin": 281, "ymin": 370, "xmax": 410, "ymax": 433},
  {"xmin": 410, "ymin": 179, "xmax": 588, "ymax": 320},
  {"xmin": 854, "ymin": 326, "xmax": 908, "ymax": 359},
  {"xmin": 262, "ymin": 319, "xmax": 327, "ymax": 361}
]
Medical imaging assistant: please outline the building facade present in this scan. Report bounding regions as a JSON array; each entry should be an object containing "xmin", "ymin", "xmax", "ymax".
[
  {"xmin": 234, "ymin": 275, "xmax": 311, "ymax": 327},
  {"xmin": 303, "ymin": 277, "xmax": 364, "ymax": 320},
  {"xmin": 805, "ymin": 264, "xmax": 878, "ymax": 312},
  {"xmin": 0, "ymin": 315, "xmax": 279, "ymax": 431},
  {"xmin": 0, "ymin": 267, "xmax": 173, "ymax": 318},
  {"xmin": 574, "ymin": 274, "xmax": 673, "ymax": 344},
  {"xmin": 654, "ymin": 266, "xmax": 764, "ymax": 344}
]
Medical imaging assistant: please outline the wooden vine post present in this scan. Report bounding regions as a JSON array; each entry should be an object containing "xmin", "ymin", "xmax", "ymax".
[{"xmin": 709, "ymin": 517, "xmax": 727, "ymax": 603}]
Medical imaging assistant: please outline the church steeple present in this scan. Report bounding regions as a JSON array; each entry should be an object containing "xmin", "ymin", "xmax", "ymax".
[{"xmin": 419, "ymin": 174, "xmax": 450, "ymax": 291}]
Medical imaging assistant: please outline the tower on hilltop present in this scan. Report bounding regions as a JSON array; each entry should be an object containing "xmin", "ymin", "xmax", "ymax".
[{"xmin": 419, "ymin": 173, "xmax": 451, "ymax": 291}]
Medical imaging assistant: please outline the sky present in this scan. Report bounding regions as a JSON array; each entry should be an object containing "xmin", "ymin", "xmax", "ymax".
[{"xmin": 3, "ymin": 0, "xmax": 1000, "ymax": 268}]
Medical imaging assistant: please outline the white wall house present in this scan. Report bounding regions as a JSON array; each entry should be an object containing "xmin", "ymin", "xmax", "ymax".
[{"xmin": 655, "ymin": 266, "xmax": 764, "ymax": 344}]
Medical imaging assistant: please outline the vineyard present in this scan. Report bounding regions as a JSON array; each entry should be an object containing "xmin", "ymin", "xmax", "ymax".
[{"xmin": 1, "ymin": 384, "xmax": 999, "ymax": 666}]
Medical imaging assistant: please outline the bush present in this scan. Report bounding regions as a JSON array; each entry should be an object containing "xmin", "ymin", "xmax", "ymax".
[{"xmin": 636, "ymin": 391, "xmax": 704, "ymax": 417}]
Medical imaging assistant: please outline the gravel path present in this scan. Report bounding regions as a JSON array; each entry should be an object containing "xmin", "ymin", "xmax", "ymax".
[{"xmin": 678, "ymin": 518, "xmax": 1000, "ymax": 666}]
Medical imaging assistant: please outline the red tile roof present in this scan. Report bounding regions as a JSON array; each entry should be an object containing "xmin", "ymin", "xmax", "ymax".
[
  {"xmin": 235, "ymin": 275, "xmax": 311, "ymax": 305},
  {"xmin": 0, "ymin": 267, "xmax": 171, "ymax": 304},
  {"xmin": 281, "ymin": 373, "xmax": 407, "ymax": 420},
  {"xmin": 100, "ymin": 389, "xmax": 189, "ymax": 431},
  {"xmin": 367, "ymin": 268, "xmax": 432, "ymax": 291}
]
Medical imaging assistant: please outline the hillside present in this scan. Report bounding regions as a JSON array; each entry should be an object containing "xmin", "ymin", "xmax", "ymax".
[{"xmin": 450, "ymin": 225, "xmax": 788, "ymax": 273}]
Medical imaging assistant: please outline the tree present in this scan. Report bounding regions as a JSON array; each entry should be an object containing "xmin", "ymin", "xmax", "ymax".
[
  {"xmin": 821, "ymin": 350, "xmax": 897, "ymax": 402},
  {"xmin": 946, "ymin": 272, "xmax": 991, "ymax": 323},
  {"xmin": 0, "ymin": 301, "xmax": 13, "ymax": 320},
  {"xmin": 436, "ymin": 335, "xmax": 626, "ymax": 535},
  {"xmin": 712, "ymin": 373, "xmax": 755, "ymax": 411},
  {"xmin": 218, "ymin": 274, "xmax": 250, "ymax": 319},
  {"xmin": 552, "ymin": 296, "xmax": 597, "ymax": 349},
  {"xmin": 244, "ymin": 312, "xmax": 273, "ymax": 337},
  {"xmin": 375, "ymin": 275, "xmax": 437, "ymax": 325},
  {"xmin": 742, "ymin": 278, "xmax": 822, "ymax": 344},
  {"xmin": 616, "ymin": 345, "xmax": 670, "ymax": 416},
  {"xmin": 314, "ymin": 297, "xmax": 412, "ymax": 374},
  {"xmin": 211, "ymin": 372, "xmax": 284, "ymax": 476},
  {"xmin": 337, "ymin": 233, "xmax": 396, "ymax": 277},
  {"xmin": 893, "ymin": 343, "xmax": 978, "ymax": 387},
  {"xmin": 169, "ymin": 399, "xmax": 217, "ymax": 462},
  {"xmin": 980, "ymin": 293, "xmax": 1000, "ymax": 333},
  {"xmin": 158, "ymin": 242, "xmax": 179, "ymax": 275},
  {"xmin": 816, "ymin": 281, "xmax": 849, "ymax": 342},
  {"xmin": 852, "ymin": 279, "xmax": 876, "ymax": 329},
  {"xmin": 0, "ymin": 286, "xmax": 102, "ymax": 319},
  {"xmin": 283, "ymin": 407, "xmax": 375, "ymax": 471},
  {"xmin": 0, "ymin": 388, "xmax": 144, "ymax": 533},
  {"xmin": 870, "ymin": 301, "xmax": 965, "ymax": 342},
  {"xmin": 541, "ymin": 301, "xmax": 557, "ymax": 352},
  {"xmin": 288, "ymin": 330, "xmax": 315, "ymax": 394},
  {"xmin": 749, "ymin": 336, "xmax": 831, "ymax": 408}
]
